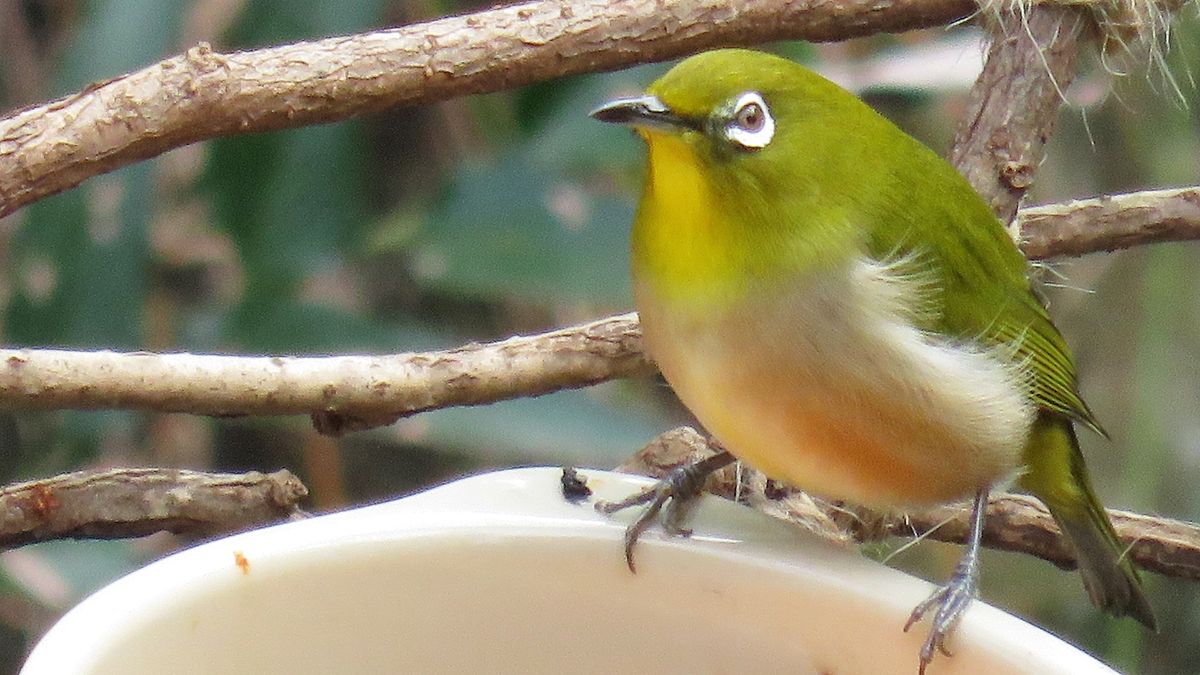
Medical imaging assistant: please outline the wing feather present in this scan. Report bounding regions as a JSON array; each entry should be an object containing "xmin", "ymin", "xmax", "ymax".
[{"xmin": 864, "ymin": 146, "xmax": 1103, "ymax": 436}]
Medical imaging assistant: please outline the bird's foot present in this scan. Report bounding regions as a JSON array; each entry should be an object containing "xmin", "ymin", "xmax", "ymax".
[
  {"xmin": 594, "ymin": 450, "xmax": 735, "ymax": 572},
  {"xmin": 903, "ymin": 488, "xmax": 988, "ymax": 675},
  {"xmin": 904, "ymin": 563, "xmax": 977, "ymax": 674}
]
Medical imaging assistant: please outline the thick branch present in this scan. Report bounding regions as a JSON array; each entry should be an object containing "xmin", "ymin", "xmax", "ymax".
[
  {"xmin": 0, "ymin": 183, "xmax": 1195, "ymax": 426},
  {"xmin": 951, "ymin": 6, "xmax": 1087, "ymax": 224},
  {"xmin": 613, "ymin": 428, "xmax": 1200, "ymax": 581},
  {"xmin": 0, "ymin": 0, "xmax": 978, "ymax": 218},
  {"xmin": 0, "ymin": 313, "xmax": 649, "ymax": 432},
  {"xmin": 0, "ymin": 468, "xmax": 307, "ymax": 546}
]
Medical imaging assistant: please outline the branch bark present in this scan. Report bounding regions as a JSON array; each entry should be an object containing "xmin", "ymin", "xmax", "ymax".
[
  {"xmin": 0, "ymin": 468, "xmax": 307, "ymax": 547},
  {"xmin": 951, "ymin": 6, "xmax": 1087, "ymax": 225},
  {"xmin": 611, "ymin": 427, "xmax": 1200, "ymax": 581},
  {"xmin": 0, "ymin": 0, "xmax": 979, "ymax": 218},
  {"xmin": 0, "ymin": 313, "xmax": 649, "ymax": 433},
  {"xmin": 1017, "ymin": 186, "xmax": 1200, "ymax": 258}
]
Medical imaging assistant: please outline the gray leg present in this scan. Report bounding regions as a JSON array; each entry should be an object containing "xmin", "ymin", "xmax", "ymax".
[{"xmin": 904, "ymin": 488, "xmax": 989, "ymax": 675}]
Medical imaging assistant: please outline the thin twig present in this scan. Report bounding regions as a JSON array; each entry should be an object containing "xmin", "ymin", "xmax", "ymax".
[
  {"xmin": 1017, "ymin": 186, "xmax": 1200, "ymax": 258},
  {"xmin": 873, "ymin": 495, "xmax": 1200, "ymax": 581},
  {"xmin": 0, "ymin": 468, "xmax": 308, "ymax": 547}
]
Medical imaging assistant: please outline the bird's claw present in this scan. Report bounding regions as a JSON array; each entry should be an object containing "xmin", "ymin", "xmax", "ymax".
[
  {"xmin": 595, "ymin": 454, "xmax": 729, "ymax": 572},
  {"xmin": 904, "ymin": 561, "xmax": 978, "ymax": 674}
]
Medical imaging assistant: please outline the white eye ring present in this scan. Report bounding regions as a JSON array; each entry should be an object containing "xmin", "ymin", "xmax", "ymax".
[{"xmin": 724, "ymin": 92, "xmax": 774, "ymax": 150}]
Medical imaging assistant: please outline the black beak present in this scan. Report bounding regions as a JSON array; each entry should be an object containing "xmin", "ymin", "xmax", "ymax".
[{"xmin": 589, "ymin": 95, "xmax": 694, "ymax": 131}]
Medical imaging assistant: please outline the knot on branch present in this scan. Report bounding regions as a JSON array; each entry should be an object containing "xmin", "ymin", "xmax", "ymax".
[{"xmin": 182, "ymin": 41, "xmax": 226, "ymax": 73}]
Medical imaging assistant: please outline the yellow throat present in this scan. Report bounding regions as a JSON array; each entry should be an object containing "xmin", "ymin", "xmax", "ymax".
[{"xmin": 632, "ymin": 130, "xmax": 744, "ymax": 312}]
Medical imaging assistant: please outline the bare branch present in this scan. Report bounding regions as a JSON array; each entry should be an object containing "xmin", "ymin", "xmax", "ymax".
[
  {"xmin": 0, "ymin": 468, "xmax": 307, "ymax": 547},
  {"xmin": 613, "ymin": 428, "xmax": 1200, "ymax": 581},
  {"xmin": 1018, "ymin": 186, "xmax": 1200, "ymax": 258},
  {"xmin": 0, "ymin": 0, "xmax": 980, "ymax": 218},
  {"xmin": 0, "ymin": 313, "xmax": 649, "ymax": 432},
  {"xmin": 951, "ymin": 7, "xmax": 1087, "ymax": 225},
  {"xmin": 871, "ymin": 496, "xmax": 1200, "ymax": 581},
  {"xmin": 0, "ymin": 186, "xmax": 1189, "ymax": 426},
  {"xmin": 0, "ymin": 177, "xmax": 1195, "ymax": 426}
]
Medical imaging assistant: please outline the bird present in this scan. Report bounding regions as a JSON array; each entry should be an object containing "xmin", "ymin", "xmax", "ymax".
[{"xmin": 590, "ymin": 48, "xmax": 1155, "ymax": 672}]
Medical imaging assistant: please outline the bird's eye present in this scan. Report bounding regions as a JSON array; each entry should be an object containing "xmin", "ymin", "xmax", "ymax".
[
  {"xmin": 725, "ymin": 92, "xmax": 775, "ymax": 150},
  {"xmin": 736, "ymin": 103, "xmax": 765, "ymax": 132}
]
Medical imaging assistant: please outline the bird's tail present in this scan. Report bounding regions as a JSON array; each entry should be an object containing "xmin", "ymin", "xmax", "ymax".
[{"xmin": 1019, "ymin": 412, "xmax": 1157, "ymax": 630}]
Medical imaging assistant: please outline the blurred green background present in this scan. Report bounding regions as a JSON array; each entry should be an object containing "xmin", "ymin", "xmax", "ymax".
[{"xmin": 0, "ymin": 1, "xmax": 1198, "ymax": 672}]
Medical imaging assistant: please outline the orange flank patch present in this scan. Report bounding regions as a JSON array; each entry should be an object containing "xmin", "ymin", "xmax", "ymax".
[
  {"xmin": 664, "ymin": 349, "xmax": 1000, "ymax": 507},
  {"xmin": 783, "ymin": 405, "xmax": 971, "ymax": 504},
  {"xmin": 782, "ymin": 408, "xmax": 927, "ymax": 500},
  {"xmin": 233, "ymin": 550, "xmax": 250, "ymax": 575}
]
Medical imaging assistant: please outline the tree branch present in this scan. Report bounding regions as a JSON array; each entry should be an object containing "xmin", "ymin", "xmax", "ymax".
[
  {"xmin": 611, "ymin": 427, "xmax": 1200, "ymax": 581},
  {"xmin": 0, "ymin": 313, "xmax": 649, "ymax": 433},
  {"xmin": 0, "ymin": 0, "xmax": 980, "ymax": 218},
  {"xmin": 1017, "ymin": 186, "xmax": 1200, "ymax": 258},
  {"xmin": 951, "ymin": 6, "xmax": 1087, "ymax": 225},
  {"xmin": 0, "ymin": 186, "xmax": 1191, "ymax": 427},
  {"xmin": 0, "ymin": 468, "xmax": 307, "ymax": 546}
]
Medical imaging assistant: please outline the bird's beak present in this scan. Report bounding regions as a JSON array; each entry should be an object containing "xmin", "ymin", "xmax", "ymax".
[{"xmin": 590, "ymin": 95, "xmax": 693, "ymax": 132}]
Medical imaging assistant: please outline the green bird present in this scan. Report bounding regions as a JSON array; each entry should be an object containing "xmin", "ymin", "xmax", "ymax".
[{"xmin": 591, "ymin": 48, "xmax": 1155, "ymax": 671}]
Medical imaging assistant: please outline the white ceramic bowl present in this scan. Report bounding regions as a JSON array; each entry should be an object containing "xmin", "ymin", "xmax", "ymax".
[{"xmin": 22, "ymin": 468, "xmax": 1115, "ymax": 674}]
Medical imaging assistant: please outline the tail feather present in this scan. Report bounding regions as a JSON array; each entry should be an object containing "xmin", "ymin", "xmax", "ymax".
[
  {"xmin": 1052, "ymin": 498, "xmax": 1157, "ymax": 629},
  {"xmin": 1019, "ymin": 412, "xmax": 1157, "ymax": 631}
]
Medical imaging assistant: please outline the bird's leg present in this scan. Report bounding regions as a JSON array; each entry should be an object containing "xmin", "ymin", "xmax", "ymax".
[
  {"xmin": 904, "ymin": 488, "xmax": 989, "ymax": 675},
  {"xmin": 595, "ymin": 450, "xmax": 736, "ymax": 572}
]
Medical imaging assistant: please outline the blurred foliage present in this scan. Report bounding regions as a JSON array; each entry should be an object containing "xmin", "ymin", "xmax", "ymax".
[{"xmin": 0, "ymin": 1, "xmax": 1198, "ymax": 673}]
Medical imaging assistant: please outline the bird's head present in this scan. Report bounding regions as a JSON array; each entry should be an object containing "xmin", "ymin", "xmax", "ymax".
[
  {"xmin": 591, "ymin": 49, "xmax": 873, "ymax": 199},
  {"xmin": 591, "ymin": 49, "xmax": 889, "ymax": 301}
]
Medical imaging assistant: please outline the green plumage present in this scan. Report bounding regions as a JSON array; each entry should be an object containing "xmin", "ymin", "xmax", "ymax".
[
  {"xmin": 855, "ymin": 126, "xmax": 1104, "ymax": 434},
  {"xmin": 1023, "ymin": 412, "xmax": 1156, "ymax": 628}
]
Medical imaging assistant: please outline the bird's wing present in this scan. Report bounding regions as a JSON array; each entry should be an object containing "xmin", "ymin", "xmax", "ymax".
[
  {"xmin": 865, "ymin": 172, "xmax": 1104, "ymax": 436},
  {"xmin": 980, "ymin": 291, "xmax": 1106, "ymax": 436}
]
